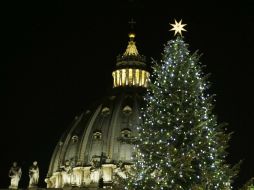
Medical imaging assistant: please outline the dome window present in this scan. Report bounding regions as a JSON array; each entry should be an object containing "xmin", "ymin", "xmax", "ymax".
[
  {"xmin": 93, "ymin": 131, "xmax": 102, "ymax": 140},
  {"xmin": 123, "ymin": 105, "xmax": 132, "ymax": 115},
  {"xmin": 59, "ymin": 141, "xmax": 63, "ymax": 146},
  {"xmin": 109, "ymin": 96, "xmax": 116, "ymax": 100},
  {"xmin": 101, "ymin": 107, "xmax": 110, "ymax": 116},
  {"xmin": 112, "ymin": 68, "xmax": 150, "ymax": 88},
  {"xmin": 72, "ymin": 135, "xmax": 79, "ymax": 143},
  {"xmin": 121, "ymin": 128, "xmax": 132, "ymax": 138},
  {"xmin": 85, "ymin": 110, "xmax": 91, "ymax": 114}
]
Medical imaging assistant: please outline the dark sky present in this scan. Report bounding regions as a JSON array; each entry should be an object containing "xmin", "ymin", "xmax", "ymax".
[{"xmin": 1, "ymin": 0, "xmax": 254, "ymax": 189}]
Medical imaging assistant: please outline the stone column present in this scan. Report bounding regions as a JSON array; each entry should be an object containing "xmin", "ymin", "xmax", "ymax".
[
  {"xmin": 82, "ymin": 166, "xmax": 91, "ymax": 186},
  {"xmin": 72, "ymin": 167, "xmax": 83, "ymax": 187},
  {"xmin": 102, "ymin": 164, "xmax": 115, "ymax": 183},
  {"xmin": 52, "ymin": 171, "xmax": 62, "ymax": 188}
]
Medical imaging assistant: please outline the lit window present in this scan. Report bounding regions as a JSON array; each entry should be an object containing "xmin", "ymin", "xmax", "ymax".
[
  {"xmin": 72, "ymin": 135, "xmax": 79, "ymax": 143},
  {"xmin": 123, "ymin": 105, "xmax": 132, "ymax": 115},
  {"xmin": 101, "ymin": 107, "xmax": 110, "ymax": 116},
  {"xmin": 128, "ymin": 69, "xmax": 133, "ymax": 85},
  {"xmin": 122, "ymin": 69, "xmax": 126, "ymax": 86},
  {"xmin": 116, "ymin": 70, "xmax": 120, "ymax": 86},
  {"xmin": 112, "ymin": 69, "xmax": 149, "ymax": 88},
  {"xmin": 121, "ymin": 129, "xmax": 131, "ymax": 138},
  {"xmin": 59, "ymin": 141, "xmax": 63, "ymax": 146},
  {"xmin": 112, "ymin": 72, "xmax": 116, "ymax": 87},
  {"xmin": 93, "ymin": 131, "xmax": 102, "ymax": 140},
  {"xmin": 135, "ymin": 69, "xmax": 139, "ymax": 85},
  {"xmin": 141, "ymin": 70, "xmax": 145, "ymax": 86},
  {"xmin": 144, "ymin": 72, "xmax": 149, "ymax": 87}
]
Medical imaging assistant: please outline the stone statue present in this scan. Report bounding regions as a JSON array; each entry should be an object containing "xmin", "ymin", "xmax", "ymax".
[
  {"xmin": 114, "ymin": 161, "xmax": 127, "ymax": 179},
  {"xmin": 28, "ymin": 161, "xmax": 39, "ymax": 188},
  {"xmin": 90, "ymin": 168, "xmax": 101, "ymax": 183},
  {"xmin": 8, "ymin": 162, "xmax": 22, "ymax": 189},
  {"xmin": 90, "ymin": 159, "xmax": 101, "ymax": 183},
  {"xmin": 60, "ymin": 160, "xmax": 73, "ymax": 186}
]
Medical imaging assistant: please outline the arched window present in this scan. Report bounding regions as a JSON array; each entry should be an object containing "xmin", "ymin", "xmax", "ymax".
[
  {"xmin": 101, "ymin": 107, "xmax": 110, "ymax": 116},
  {"xmin": 93, "ymin": 131, "xmax": 102, "ymax": 140},
  {"xmin": 122, "ymin": 105, "xmax": 132, "ymax": 115},
  {"xmin": 59, "ymin": 141, "xmax": 63, "ymax": 146},
  {"xmin": 72, "ymin": 135, "xmax": 79, "ymax": 143},
  {"xmin": 121, "ymin": 128, "xmax": 132, "ymax": 138}
]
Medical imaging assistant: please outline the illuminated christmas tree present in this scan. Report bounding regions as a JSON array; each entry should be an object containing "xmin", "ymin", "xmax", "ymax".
[
  {"xmin": 126, "ymin": 20, "xmax": 237, "ymax": 190},
  {"xmin": 239, "ymin": 177, "xmax": 254, "ymax": 190}
]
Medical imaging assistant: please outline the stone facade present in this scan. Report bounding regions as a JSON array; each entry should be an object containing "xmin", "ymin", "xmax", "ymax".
[{"xmin": 45, "ymin": 33, "xmax": 148, "ymax": 189}]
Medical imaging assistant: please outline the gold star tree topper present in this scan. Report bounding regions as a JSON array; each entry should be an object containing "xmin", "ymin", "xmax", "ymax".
[{"xmin": 170, "ymin": 19, "xmax": 187, "ymax": 36}]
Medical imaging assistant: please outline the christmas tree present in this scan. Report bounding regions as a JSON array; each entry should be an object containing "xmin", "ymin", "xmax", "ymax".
[
  {"xmin": 239, "ymin": 177, "xmax": 254, "ymax": 190},
  {"xmin": 125, "ymin": 20, "xmax": 237, "ymax": 190}
]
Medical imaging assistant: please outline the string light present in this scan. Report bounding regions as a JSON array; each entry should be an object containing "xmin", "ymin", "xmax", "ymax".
[{"xmin": 123, "ymin": 33, "xmax": 234, "ymax": 190}]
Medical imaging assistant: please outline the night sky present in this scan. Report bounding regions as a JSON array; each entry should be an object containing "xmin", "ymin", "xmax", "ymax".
[{"xmin": 1, "ymin": 1, "xmax": 254, "ymax": 189}]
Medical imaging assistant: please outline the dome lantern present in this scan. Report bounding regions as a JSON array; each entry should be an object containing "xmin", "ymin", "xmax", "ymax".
[
  {"xmin": 112, "ymin": 32, "xmax": 150, "ymax": 88},
  {"xmin": 123, "ymin": 33, "xmax": 139, "ymax": 56}
]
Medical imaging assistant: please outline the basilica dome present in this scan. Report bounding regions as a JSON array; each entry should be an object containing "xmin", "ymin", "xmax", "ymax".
[{"xmin": 45, "ymin": 33, "xmax": 150, "ymax": 188}]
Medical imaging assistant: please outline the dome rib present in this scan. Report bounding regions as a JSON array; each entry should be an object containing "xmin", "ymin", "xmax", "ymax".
[{"xmin": 77, "ymin": 104, "xmax": 102, "ymax": 164}]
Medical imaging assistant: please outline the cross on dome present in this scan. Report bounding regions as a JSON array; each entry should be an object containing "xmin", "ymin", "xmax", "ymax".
[{"xmin": 128, "ymin": 18, "xmax": 136, "ymax": 29}]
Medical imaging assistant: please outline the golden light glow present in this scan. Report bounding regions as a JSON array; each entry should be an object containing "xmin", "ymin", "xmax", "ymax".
[
  {"xmin": 170, "ymin": 19, "xmax": 187, "ymax": 36},
  {"xmin": 141, "ymin": 70, "xmax": 145, "ymax": 86},
  {"xmin": 113, "ymin": 72, "xmax": 116, "ymax": 87},
  {"xmin": 122, "ymin": 69, "xmax": 126, "ymax": 86},
  {"xmin": 129, "ymin": 69, "xmax": 133, "ymax": 85},
  {"xmin": 135, "ymin": 69, "xmax": 140, "ymax": 85},
  {"xmin": 116, "ymin": 70, "xmax": 120, "ymax": 86},
  {"xmin": 129, "ymin": 33, "xmax": 135, "ymax": 39},
  {"xmin": 46, "ymin": 165, "xmax": 119, "ymax": 188},
  {"xmin": 112, "ymin": 69, "xmax": 149, "ymax": 88},
  {"xmin": 123, "ymin": 41, "xmax": 139, "ymax": 56}
]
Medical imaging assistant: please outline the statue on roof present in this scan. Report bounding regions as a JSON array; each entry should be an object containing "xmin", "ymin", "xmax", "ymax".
[
  {"xmin": 8, "ymin": 162, "xmax": 22, "ymax": 189},
  {"xmin": 28, "ymin": 161, "xmax": 39, "ymax": 188},
  {"xmin": 60, "ymin": 160, "xmax": 73, "ymax": 187}
]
